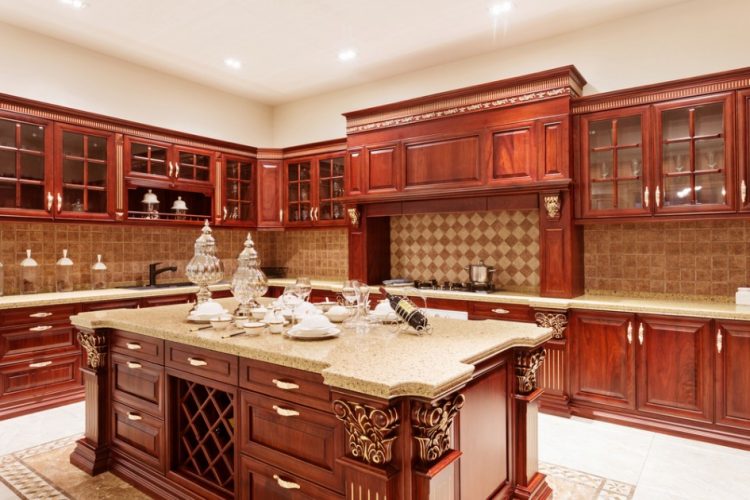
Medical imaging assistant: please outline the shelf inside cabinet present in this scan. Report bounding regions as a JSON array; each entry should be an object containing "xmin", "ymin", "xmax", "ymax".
[{"xmin": 126, "ymin": 186, "xmax": 211, "ymax": 223}]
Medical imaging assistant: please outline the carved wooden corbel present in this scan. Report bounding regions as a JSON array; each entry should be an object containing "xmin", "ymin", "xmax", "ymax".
[
  {"xmin": 77, "ymin": 330, "xmax": 107, "ymax": 371},
  {"xmin": 543, "ymin": 192, "xmax": 562, "ymax": 220},
  {"xmin": 515, "ymin": 349, "xmax": 546, "ymax": 394},
  {"xmin": 411, "ymin": 393, "xmax": 465, "ymax": 464},
  {"xmin": 534, "ymin": 312, "xmax": 568, "ymax": 339},
  {"xmin": 347, "ymin": 207, "xmax": 360, "ymax": 228},
  {"xmin": 333, "ymin": 400, "xmax": 399, "ymax": 465}
]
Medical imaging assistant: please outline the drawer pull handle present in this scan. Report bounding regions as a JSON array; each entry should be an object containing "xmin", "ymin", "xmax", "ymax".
[
  {"xmin": 29, "ymin": 325, "xmax": 52, "ymax": 332},
  {"xmin": 273, "ymin": 474, "xmax": 301, "ymax": 490},
  {"xmin": 717, "ymin": 328, "xmax": 723, "ymax": 354},
  {"xmin": 126, "ymin": 342, "xmax": 142, "ymax": 350},
  {"xmin": 126, "ymin": 361, "xmax": 142, "ymax": 369},
  {"xmin": 626, "ymin": 321, "xmax": 633, "ymax": 345},
  {"xmin": 272, "ymin": 379, "xmax": 300, "ymax": 390},
  {"xmin": 638, "ymin": 323, "xmax": 644, "ymax": 345},
  {"xmin": 126, "ymin": 412, "xmax": 142, "ymax": 421},
  {"xmin": 29, "ymin": 361, "xmax": 52, "ymax": 368},
  {"xmin": 188, "ymin": 357, "xmax": 208, "ymax": 367},
  {"xmin": 492, "ymin": 308, "xmax": 509, "ymax": 315},
  {"xmin": 29, "ymin": 312, "xmax": 53, "ymax": 318},
  {"xmin": 272, "ymin": 405, "xmax": 299, "ymax": 417}
]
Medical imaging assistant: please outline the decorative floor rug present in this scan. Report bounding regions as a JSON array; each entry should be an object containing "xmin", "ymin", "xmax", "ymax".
[{"xmin": 0, "ymin": 435, "xmax": 635, "ymax": 499}]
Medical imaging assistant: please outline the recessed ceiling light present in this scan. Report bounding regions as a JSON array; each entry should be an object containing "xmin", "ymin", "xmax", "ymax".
[
  {"xmin": 338, "ymin": 49, "xmax": 357, "ymax": 62},
  {"xmin": 59, "ymin": 0, "xmax": 88, "ymax": 9},
  {"xmin": 224, "ymin": 58, "xmax": 242, "ymax": 70},
  {"xmin": 489, "ymin": 1, "xmax": 513, "ymax": 16}
]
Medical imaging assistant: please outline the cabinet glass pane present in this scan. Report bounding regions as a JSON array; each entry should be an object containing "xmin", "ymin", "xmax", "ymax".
[
  {"xmin": 195, "ymin": 167, "xmax": 209, "ymax": 182},
  {"xmin": 88, "ymin": 190, "xmax": 107, "ymax": 213},
  {"xmin": 319, "ymin": 203, "xmax": 331, "ymax": 220},
  {"xmin": 226, "ymin": 201, "xmax": 238, "ymax": 220},
  {"xmin": 589, "ymin": 120, "xmax": 612, "ymax": 149},
  {"xmin": 300, "ymin": 163, "xmax": 311, "ymax": 180},
  {"xmin": 333, "ymin": 178, "xmax": 344, "ymax": 198},
  {"xmin": 299, "ymin": 183, "xmax": 311, "ymax": 202},
  {"xmin": 21, "ymin": 154, "xmax": 44, "ymax": 181},
  {"xmin": 333, "ymin": 157, "xmax": 344, "ymax": 177},
  {"xmin": 694, "ymin": 102, "xmax": 723, "ymax": 137},
  {"xmin": 62, "ymin": 159, "xmax": 84, "ymax": 184},
  {"xmin": 132, "ymin": 143, "xmax": 149, "ymax": 157},
  {"xmin": 196, "ymin": 154, "xmax": 210, "ymax": 167},
  {"xmin": 288, "ymin": 164, "xmax": 298, "ymax": 181},
  {"xmin": 151, "ymin": 147, "xmax": 167, "ymax": 162},
  {"xmin": 590, "ymin": 181, "xmax": 614, "ymax": 210},
  {"xmin": 320, "ymin": 179, "xmax": 331, "ymax": 200},
  {"xmin": 695, "ymin": 138, "xmax": 724, "ymax": 171},
  {"xmin": 179, "ymin": 152, "xmax": 192, "ymax": 164},
  {"xmin": 62, "ymin": 132, "xmax": 84, "ymax": 157},
  {"xmin": 662, "ymin": 108, "xmax": 690, "ymax": 141},
  {"xmin": 226, "ymin": 161, "xmax": 238, "ymax": 179},
  {"xmin": 289, "ymin": 205, "xmax": 299, "ymax": 222},
  {"xmin": 151, "ymin": 159, "xmax": 167, "ymax": 177},
  {"xmin": 618, "ymin": 147, "xmax": 643, "ymax": 178},
  {"xmin": 333, "ymin": 202, "xmax": 344, "ymax": 220},
  {"xmin": 664, "ymin": 175, "xmax": 692, "ymax": 206},
  {"xmin": 300, "ymin": 203, "xmax": 311, "ymax": 221},
  {"xmin": 0, "ymin": 121, "xmax": 15, "ymax": 147},
  {"xmin": 19, "ymin": 184, "xmax": 43, "ymax": 210},
  {"xmin": 131, "ymin": 158, "xmax": 147, "ymax": 173},
  {"xmin": 663, "ymin": 142, "xmax": 690, "ymax": 174},
  {"xmin": 62, "ymin": 187, "xmax": 84, "ymax": 212},
  {"xmin": 88, "ymin": 163, "xmax": 107, "ymax": 187},
  {"xmin": 240, "ymin": 182, "xmax": 252, "ymax": 202},
  {"xmin": 88, "ymin": 136, "xmax": 107, "ymax": 161},
  {"xmin": 226, "ymin": 180, "xmax": 239, "ymax": 200},
  {"xmin": 617, "ymin": 179, "xmax": 643, "ymax": 209},
  {"xmin": 0, "ymin": 182, "xmax": 14, "ymax": 207},
  {"xmin": 616, "ymin": 116, "xmax": 641, "ymax": 146},
  {"xmin": 240, "ymin": 162, "xmax": 252, "ymax": 181},
  {"xmin": 240, "ymin": 203, "xmax": 251, "ymax": 220},
  {"xmin": 288, "ymin": 184, "xmax": 298, "ymax": 202},
  {"xmin": 0, "ymin": 150, "xmax": 15, "ymax": 177},
  {"xmin": 695, "ymin": 172, "xmax": 725, "ymax": 205},
  {"xmin": 320, "ymin": 159, "xmax": 331, "ymax": 178},
  {"xmin": 20, "ymin": 124, "xmax": 44, "ymax": 152},
  {"xmin": 590, "ymin": 150, "xmax": 613, "ymax": 180}
]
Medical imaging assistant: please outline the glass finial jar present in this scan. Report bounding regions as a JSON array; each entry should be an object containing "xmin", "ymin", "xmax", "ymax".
[
  {"xmin": 231, "ymin": 232, "xmax": 268, "ymax": 318},
  {"xmin": 56, "ymin": 249, "xmax": 74, "ymax": 292},
  {"xmin": 91, "ymin": 254, "xmax": 107, "ymax": 290},
  {"xmin": 20, "ymin": 249, "xmax": 38, "ymax": 294},
  {"xmin": 185, "ymin": 220, "xmax": 224, "ymax": 309}
]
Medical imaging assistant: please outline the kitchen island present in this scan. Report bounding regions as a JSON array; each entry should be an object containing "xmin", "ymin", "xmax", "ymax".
[{"xmin": 69, "ymin": 298, "xmax": 553, "ymax": 499}]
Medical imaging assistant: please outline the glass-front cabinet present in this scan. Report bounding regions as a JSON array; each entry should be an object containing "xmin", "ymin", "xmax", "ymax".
[
  {"xmin": 0, "ymin": 113, "xmax": 53, "ymax": 218},
  {"xmin": 654, "ymin": 93, "xmax": 734, "ymax": 213},
  {"xmin": 124, "ymin": 137, "xmax": 214, "ymax": 188},
  {"xmin": 283, "ymin": 154, "xmax": 346, "ymax": 227},
  {"xmin": 581, "ymin": 107, "xmax": 650, "ymax": 217},
  {"xmin": 739, "ymin": 89, "xmax": 750, "ymax": 212},
  {"xmin": 220, "ymin": 155, "xmax": 255, "ymax": 225}
]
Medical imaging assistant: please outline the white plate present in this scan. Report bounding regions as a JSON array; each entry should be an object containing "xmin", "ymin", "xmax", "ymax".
[{"xmin": 285, "ymin": 327, "xmax": 340, "ymax": 340}]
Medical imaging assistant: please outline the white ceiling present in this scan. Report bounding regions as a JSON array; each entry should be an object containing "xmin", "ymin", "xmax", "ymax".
[{"xmin": 0, "ymin": 0, "xmax": 688, "ymax": 105}]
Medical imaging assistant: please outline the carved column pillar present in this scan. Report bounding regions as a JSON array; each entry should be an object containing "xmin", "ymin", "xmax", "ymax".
[
  {"xmin": 534, "ymin": 311, "xmax": 572, "ymax": 416},
  {"xmin": 70, "ymin": 328, "xmax": 110, "ymax": 476},
  {"xmin": 510, "ymin": 348, "xmax": 553, "ymax": 500},
  {"xmin": 538, "ymin": 189, "xmax": 583, "ymax": 298}
]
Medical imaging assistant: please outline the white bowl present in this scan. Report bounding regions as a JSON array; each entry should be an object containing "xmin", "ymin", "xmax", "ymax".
[
  {"xmin": 241, "ymin": 321, "xmax": 266, "ymax": 336},
  {"xmin": 194, "ymin": 300, "xmax": 226, "ymax": 317},
  {"xmin": 251, "ymin": 307, "xmax": 268, "ymax": 320},
  {"xmin": 210, "ymin": 315, "xmax": 232, "ymax": 331}
]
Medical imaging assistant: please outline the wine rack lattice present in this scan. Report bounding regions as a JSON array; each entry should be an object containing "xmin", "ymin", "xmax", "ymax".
[{"xmin": 175, "ymin": 378, "xmax": 235, "ymax": 496}]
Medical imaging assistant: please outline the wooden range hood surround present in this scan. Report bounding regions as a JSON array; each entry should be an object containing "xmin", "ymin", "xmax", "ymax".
[{"xmin": 343, "ymin": 66, "xmax": 586, "ymax": 298}]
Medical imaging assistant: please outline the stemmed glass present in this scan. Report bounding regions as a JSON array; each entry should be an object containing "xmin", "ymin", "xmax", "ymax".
[
  {"xmin": 355, "ymin": 283, "xmax": 371, "ymax": 327},
  {"xmin": 295, "ymin": 277, "xmax": 312, "ymax": 302},
  {"xmin": 281, "ymin": 286, "xmax": 302, "ymax": 326},
  {"xmin": 341, "ymin": 280, "xmax": 358, "ymax": 327}
]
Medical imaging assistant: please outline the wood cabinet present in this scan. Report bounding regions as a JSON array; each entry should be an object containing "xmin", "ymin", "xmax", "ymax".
[
  {"xmin": 737, "ymin": 89, "xmax": 750, "ymax": 211},
  {"xmin": 364, "ymin": 142, "xmax": 400, "ymax": 194},
  {"xmin": 714, "ymin": 320, "xmax": 750, "ymax": 430},
  {"xmin": 219, "ymin": 155, "xmax": 255, "ymax": 226},
  {"xmin": 256, "ymin": 159, "xmax": 283, "ymax": 229},
  {"xmin": 284, "ymin": 154, "xmax": 346, "ymax": 227},
  {"xmin": 403, "ymin": 132, "xmax": 483, "ymax": 191},
  {"xmin": 570, "ymin": 310, "xmax": 636, "ymax": 409}
]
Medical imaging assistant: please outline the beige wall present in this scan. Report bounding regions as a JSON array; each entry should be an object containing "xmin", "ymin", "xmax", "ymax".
[
  {"xmin": 272, "ymin": 0, "xmax": 750, "ymax": 146},
  {"xmin": 0, "ymin": 22, "xmax": 272, "ymax": 146}
]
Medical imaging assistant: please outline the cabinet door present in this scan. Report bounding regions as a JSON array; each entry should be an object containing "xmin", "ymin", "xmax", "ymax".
[
  {"xmin": 538, "ymin": 115, "xmax": 570, "ymax": 180},
  {"xmin": 174, "ymin": 146, "xmax": 213, "ymax": 186},
  {"xmin": 580, "ymin": 107, "xmax": 650, "ymax": 218},
  {"xmin": 490, "ymin": 121, "xmax": 537, "ymax": 185},
  {"xmin": 284, "ymin": 159, "xmax": 314, "ymax": 226},
  {"xmin": 364, "ymin": 142, "xmax": 400, "ymax": 193},
  {"xmin": 737, "ymin": 89, "xmax": 750, "ymax": 212},
  {"xmin": 0, "ymin": 113, "xmax": 53, "ymax": 218},
  {"xmin": 403, "ymin": 133, "xmax": 482, "ymax": 190},
  {"xmin": 239, "ymin": 454, "xmax": 342, "ymax": 500},
  {"xmin": 54, "ymin": 124, "xmax": 116, "ymax": 220},
  {"xmin": 715, "ymin": 320, "xmax": 750, "ymax": 429},
  {"xmin": 654, "ymin": 93, "xmax": 735, "ymax": 214},
  {"xmin": 124, "ymin": 137, "xmax": 172, "ymax": 182},
  {"xmin": 257, "ymin": 160, "xmax": 283, "ymax": 228},
  {"xmin": 221, "ymin": 155, "xmax": 255, "ymax": 226},
  {"xmin": 315, "ymin": 155, "xmax": 346, "ymax": 226},
  {"xmin": 636, "ymin": 315, "xmax": 713, "ymax": 422},
  {"xmin": 570, "ymin": 311, "xmax": 636, "ymax": 409},
  {"xmin": 345, "ymin": 147, "xmax": 363, "ymax": 196}
]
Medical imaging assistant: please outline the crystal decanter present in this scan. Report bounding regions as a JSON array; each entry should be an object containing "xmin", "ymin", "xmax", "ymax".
[
  {"xmin": 231, "ymin": 232, "xmax": 268, "ymax": 319},
  {"xmin": 185, "ymin": 220, "xmax": 224, "ymax": 309}
]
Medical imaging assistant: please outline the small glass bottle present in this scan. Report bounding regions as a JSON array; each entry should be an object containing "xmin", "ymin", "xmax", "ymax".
[
  {"xmin": 56, "ymin": 249, "xmax": 74, "ymax": 293},
  {"xmin": 91, "ymin": 254, "xmax": 107, "ymax": 290},
  {"xmin": 20, "ymin": 249, "xmax": 38, "ymax": 294}
]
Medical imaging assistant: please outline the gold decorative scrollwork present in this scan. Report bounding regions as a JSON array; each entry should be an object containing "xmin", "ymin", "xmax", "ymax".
[
  {"xmin": 516, "ymin": 349, "xmax": 546, "ymax": 394},
  {"xmin": 333, "ymin": 400, "xmax": 399, "ymax": 465},
  {"xmin": 411, "ymin": 393, "xmax": 465, "ymax": 464},
  {"xmin": 535, "ymin": 312, "xmax": 568, "ymax": 339},
  {"xmin": 347, "ymin": 208, "xmax": 360, "ymax": 228},
  {"xmin": 77, "ymin": 331, "xmax": 106, "ymax": 370},
  {"xmin": 543, "ymin": 193, "xmax": 561, "ymax": 219}
]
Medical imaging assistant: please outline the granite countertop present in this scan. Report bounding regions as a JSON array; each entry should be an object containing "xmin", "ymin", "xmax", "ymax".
[
  {"xmin": 4, "ymin": 278, "xmax": 750, "ymax": 322},
  {"xmin": 70, "ymin": 297, "xmax": 552, "ymax": 400}
]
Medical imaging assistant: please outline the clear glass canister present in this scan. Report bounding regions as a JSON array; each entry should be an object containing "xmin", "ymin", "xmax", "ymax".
[
  {"xmin": 91, "ymin": 254, "xmax": 107, "ymax": 290},
  {"xmin": 20, "ymin": 249, "xmax": 38, "ymax": 294},
  {"xmin": 56, "ymin": 249, "xmax": 74, "ymax": 293}
]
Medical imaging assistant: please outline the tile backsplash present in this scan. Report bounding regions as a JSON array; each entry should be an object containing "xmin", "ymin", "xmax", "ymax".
[
  {"xmin": 0, "ymin": 221, "xmax": 347, "ymax": 295},
  {"xmin": 584, "ymin": 220, "xmax": 750, "ymax": 300},
  {"xmin": 390, "ymin": 210, "xmax": 541, "ymax": 293}
]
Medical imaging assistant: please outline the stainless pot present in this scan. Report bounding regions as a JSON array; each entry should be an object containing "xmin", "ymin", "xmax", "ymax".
[{"xmin": 465, "ymin": 260, "xmax": 495, "ymax": 285}]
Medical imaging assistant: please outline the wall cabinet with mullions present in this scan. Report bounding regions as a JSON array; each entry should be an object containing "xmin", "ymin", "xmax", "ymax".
[
  {"xmin": 284, "ymin": 154, "xmax": 346, "ymax": 227},
  {"xmin": 125, "ymin": 137, "xmax": 214, "ymax": 187},
  {"xmin": 219, "ymin": 155, "xmax": 255, "ymax": 225}
]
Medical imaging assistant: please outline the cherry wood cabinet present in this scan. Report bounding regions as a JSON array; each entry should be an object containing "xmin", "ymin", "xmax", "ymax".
[
  {"xmin": 219, "ymin": 154, "xmax": 255, "ymax": 226},
  {"xmin": 570, "ymin": 310, "xmax": 636, "ymax": 409},
  {"xmin": 345, "ymin": 147, "xmax": 364, "ymax": 196},
  {"xmin": 714, "ymin": 320, "xmax": 750, "ymax": 430},
  {"xmin": 364, "ymin": 142, "xmax": 400, "ymax": 194},
  {"xmin": 284, "ymin": 154, "xmax": 346, "ymax": 227},
  {"xmin": 256, "ymin": 159, "xmax": 283, "ymax": 229},
  {"xmin": 737, "ymin": 89, "xmax": 750, "ymax": 212},
  {"xmin": 403, "ymin": 132, "xmax": 483, "ymax": 191}
]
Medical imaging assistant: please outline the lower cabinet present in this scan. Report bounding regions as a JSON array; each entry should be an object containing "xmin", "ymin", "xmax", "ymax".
[
  {"xmin": 714, "ymin": 320, "xmax": 750, "ymax": 430},
  {"xmin": 111, "ymin": 400, "xmax": 166, "ymax": 473},
  {"xmin": 239, "ymin": 454, "xmax": 343, "ymax": 500}
]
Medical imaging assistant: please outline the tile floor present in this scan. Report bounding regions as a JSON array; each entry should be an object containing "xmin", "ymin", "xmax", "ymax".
[{"xmin": 0, "ymin": 403, "xmax": 749, "ymax": 499}]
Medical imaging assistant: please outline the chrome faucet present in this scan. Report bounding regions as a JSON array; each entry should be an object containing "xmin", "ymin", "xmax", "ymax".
[{"xmin": 148, "ymin": 262, "xmax": 177, "ymax": 287}]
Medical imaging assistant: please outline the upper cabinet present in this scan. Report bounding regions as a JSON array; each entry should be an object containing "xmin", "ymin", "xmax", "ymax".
[
  {"xmin": 219, "ymin": 155, "xmax": 255, "ymax": 226},
  {"xmin": 736, "ymin": 89, "xmax": 750, "ymax": 212},
  {"xmin": 256, "ymin": 158, "xmax": 283, "ymax": 229},
  {"xmin": 283, "ymin": 153, "xmax": 346, "ymax": 227}
]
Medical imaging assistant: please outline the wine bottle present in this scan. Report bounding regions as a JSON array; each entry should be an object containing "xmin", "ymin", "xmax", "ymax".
[{"xmin": 379, "ymin": 287, "xmax": 430, "ymax": 332}]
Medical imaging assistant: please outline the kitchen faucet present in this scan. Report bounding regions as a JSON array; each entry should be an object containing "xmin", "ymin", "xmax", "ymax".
[{"xmin": 148, "ymin": 262, "xmax": 177, "ymax": 287}]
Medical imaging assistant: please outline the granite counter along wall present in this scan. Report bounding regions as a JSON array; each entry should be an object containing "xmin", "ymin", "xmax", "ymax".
[{"xmin": 0, "ymin": 221, "xmax": 347, "ymax": 295}]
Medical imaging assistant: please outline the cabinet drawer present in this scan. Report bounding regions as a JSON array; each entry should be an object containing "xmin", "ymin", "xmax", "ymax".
[
  {"xmin": 82, "ymin": 299, "xmax": 141, "ymax": 312},
  {"xmin": 142, "ymin": 294, "xmax": 193, "ymax": 308},
  {"xmin": 111, "ymin": 331, "xmax": 163, "ymax": 364},
  {"xmin": 0, "ymin": 325, "xmax": 77, "ymax": 361},
  {"xmin": 239, "ymin": 390, "xmax": 342, "ymax": 493},
  {"xmin": 166, "ymin": 342, "xmax": 238, "ymax": 385},
  {"xmin": 111, "ymin": 401, "xmax": 165, "ymax": 473},
  {"xmin": 239, "ymin": 454, "xmax": 343, "ymax": 500},
  {"xmin": 111, "ymin": 353, "xmax": 164, "ymax": 418},
  {"xmin": 0, "ymin": 304, "xmax": 78, "ymax": 328},
  {"xmin": 240, "ymin": 358, "xmax": 330, "ymax": 411},
  {"xmin": 468, "ymin": 301, "xmax": 534, "ymax": 322},
  {"xmin": 0, "ymin": 352, "xmax": 81, "ymax": 403}
]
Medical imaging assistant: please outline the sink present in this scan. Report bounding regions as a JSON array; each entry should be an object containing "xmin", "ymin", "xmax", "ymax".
[{"xmin": 116, "ymin": 282, "xmax": 195, "ymax": 291}]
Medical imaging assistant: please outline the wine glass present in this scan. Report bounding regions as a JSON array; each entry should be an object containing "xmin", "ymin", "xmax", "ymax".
[
  {"xmin": 295, "ymin": 277, "xmax": 312, "ymax": 302},
  {"xmin": 354, "ymin": 282, "xmax": 371, "ymax": 330},
  {"xmin": 341, "ymin": 280, "xmax": 358, "ymax": 327},
  {"xmin": 281, "ymin": 286, "xmax": 301, "ymax": 325}
]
